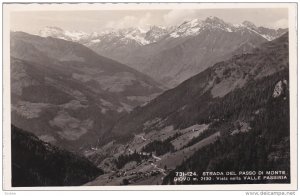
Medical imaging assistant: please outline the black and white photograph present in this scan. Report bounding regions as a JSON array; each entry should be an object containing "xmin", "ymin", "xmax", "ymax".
[{"xmin": 2, "ymin": 2, "xmax": 298, "ymax": 191}]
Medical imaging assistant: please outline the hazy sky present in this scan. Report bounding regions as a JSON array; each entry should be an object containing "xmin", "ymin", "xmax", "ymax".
[{"xmin": 10, "ymin": 8, "xmax": 288, "ymax": 34}]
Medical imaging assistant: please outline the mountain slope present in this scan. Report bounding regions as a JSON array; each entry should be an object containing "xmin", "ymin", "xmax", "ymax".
[
  {"xmin": 110, "ymin": 32, "xmax": 288, "ymax": 139},
  {"xmin": 11, "ymin": 125, "xmax": 103, "ymax": 187},
  {"xmin": 163, "ymin": 69, "xmax": 290, "ymax": 184},
  {"xmin": 11, "ymin": 31, "xmax": 163, "ymax": 151},
  {"xmin": 85, "ymin": 33, "xmax": 289, "ymax": 185}
]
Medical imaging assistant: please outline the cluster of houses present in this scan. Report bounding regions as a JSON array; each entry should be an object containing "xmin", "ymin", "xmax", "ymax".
[
  {"xmin": 124, "ymin": 170, "xmax": 161, "ymax": 184},
  {"xmin": 107, "ymin": 168, "xmax": 161, "ymax": 184},
  {"xmin": 106, "ymin": 155, "xmax": 166, "ymax": 184}
]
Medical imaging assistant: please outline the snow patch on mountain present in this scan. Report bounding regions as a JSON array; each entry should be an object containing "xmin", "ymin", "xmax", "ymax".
[
  {"xmin": 39, "ymin": 26, "xmax": 99, "ymax": 43},
  {"xmin": 64, "ymin": 30, "xmax": 89, "ymax": 41}
]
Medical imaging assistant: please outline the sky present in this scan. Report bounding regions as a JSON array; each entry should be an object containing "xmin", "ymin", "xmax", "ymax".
[{"xmin": 10, "ymin": 8, "xmax": 288, "ymax": 34}]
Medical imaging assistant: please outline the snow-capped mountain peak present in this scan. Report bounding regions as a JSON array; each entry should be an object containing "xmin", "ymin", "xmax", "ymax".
[
  {"xmin": 37, "ymin": 17, "xmax": 287, "ymax": 48},
  {"xmin": 242, "ymin": 20, "xmax": 257, "ymax": 29},
  {"xmin": 39, "ymin": 26, "xmax": 65, "ymax": 39},
  {"xmin": 204, "ymin": 16, "xmax": 227, "ymax": 25},
  {"xmin": 170, "ymin": 16, "xmax": 235, "ymax": 38}
]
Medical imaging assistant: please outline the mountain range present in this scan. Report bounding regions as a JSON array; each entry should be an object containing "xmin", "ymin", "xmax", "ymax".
[{"xmin": 39, "ymin": 17, "xmax": 287, "ymax": 87}]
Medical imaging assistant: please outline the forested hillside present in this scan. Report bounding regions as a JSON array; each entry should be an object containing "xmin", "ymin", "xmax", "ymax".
[
  {"xmin": 163, "ymin": 69, "xmax": 290, "ymax": 184},
  {"xmin": 11, "ymin": 125, "xmax": 103, "ymax": 187}
]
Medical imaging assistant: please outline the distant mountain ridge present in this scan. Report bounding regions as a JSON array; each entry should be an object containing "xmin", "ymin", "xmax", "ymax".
[
  {"xmin": 37, "ymin": 17, "xmax": 287, "ymax": 88},
  {"xmin": 38, "ymin": 25, "xmax": 172, "ymax": 46},
  {"xmin": 40, "ymin": 17, "xmax": 287, "ymax": 88},
  {"xmin": 39, "ymin": 17, "xmax": 286, "ymax": 47}
]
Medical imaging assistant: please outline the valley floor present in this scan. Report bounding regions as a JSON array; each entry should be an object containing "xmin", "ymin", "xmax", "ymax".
[{"xmin": 85, "ymin": 124, "xmax": 219, "ymax": 186}]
